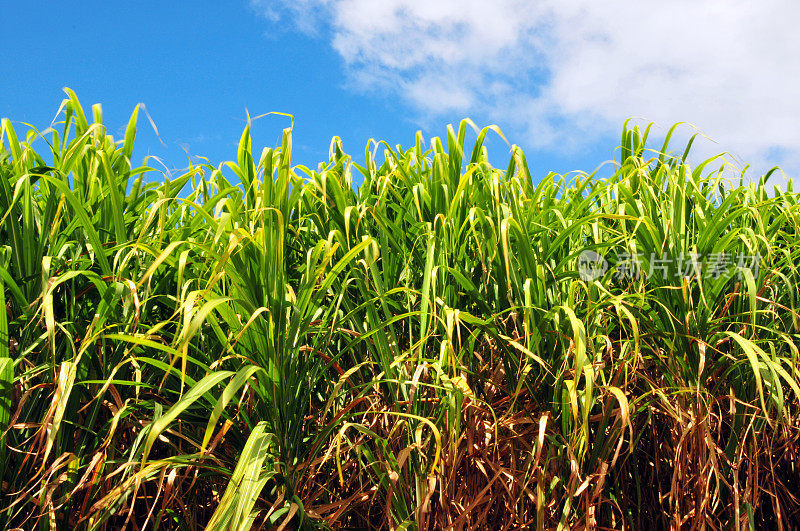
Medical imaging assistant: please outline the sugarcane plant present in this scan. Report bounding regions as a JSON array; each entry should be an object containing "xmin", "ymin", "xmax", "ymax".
[{"xmin": 0, "ymin": 89, "xmax": 798, "ymax": 529}]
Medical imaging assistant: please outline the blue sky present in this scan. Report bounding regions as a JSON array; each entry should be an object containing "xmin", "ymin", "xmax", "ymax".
[{"xmin": 3, "ymin": 1, "xmax": 798, "ymax": 185}]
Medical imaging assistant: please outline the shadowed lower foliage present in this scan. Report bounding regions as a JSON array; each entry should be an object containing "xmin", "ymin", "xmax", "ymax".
[{"xmin": 1, "ymin": 90, "xmax": 799, "ymax": 529}]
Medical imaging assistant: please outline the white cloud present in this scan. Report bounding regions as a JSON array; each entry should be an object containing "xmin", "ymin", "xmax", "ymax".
[{"xmin": 256, "ymin": 0, "xmax": 800, "ymax": 179}]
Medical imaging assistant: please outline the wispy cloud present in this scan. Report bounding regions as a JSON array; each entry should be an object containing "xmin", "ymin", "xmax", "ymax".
[{"xmin": 255, "ymin": 0, "xmax": 800, "ymax": 177}]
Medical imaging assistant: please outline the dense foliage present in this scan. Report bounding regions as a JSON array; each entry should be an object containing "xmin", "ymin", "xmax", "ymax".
[{"xmin": 1, "ymin": 90, "xmax": 799, "ymax": 529}]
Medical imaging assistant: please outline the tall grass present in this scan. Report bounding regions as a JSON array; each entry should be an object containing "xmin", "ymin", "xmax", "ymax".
[{"xmin": 1, "ymin": 90, "xmax": 798, "ymax": 529}]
